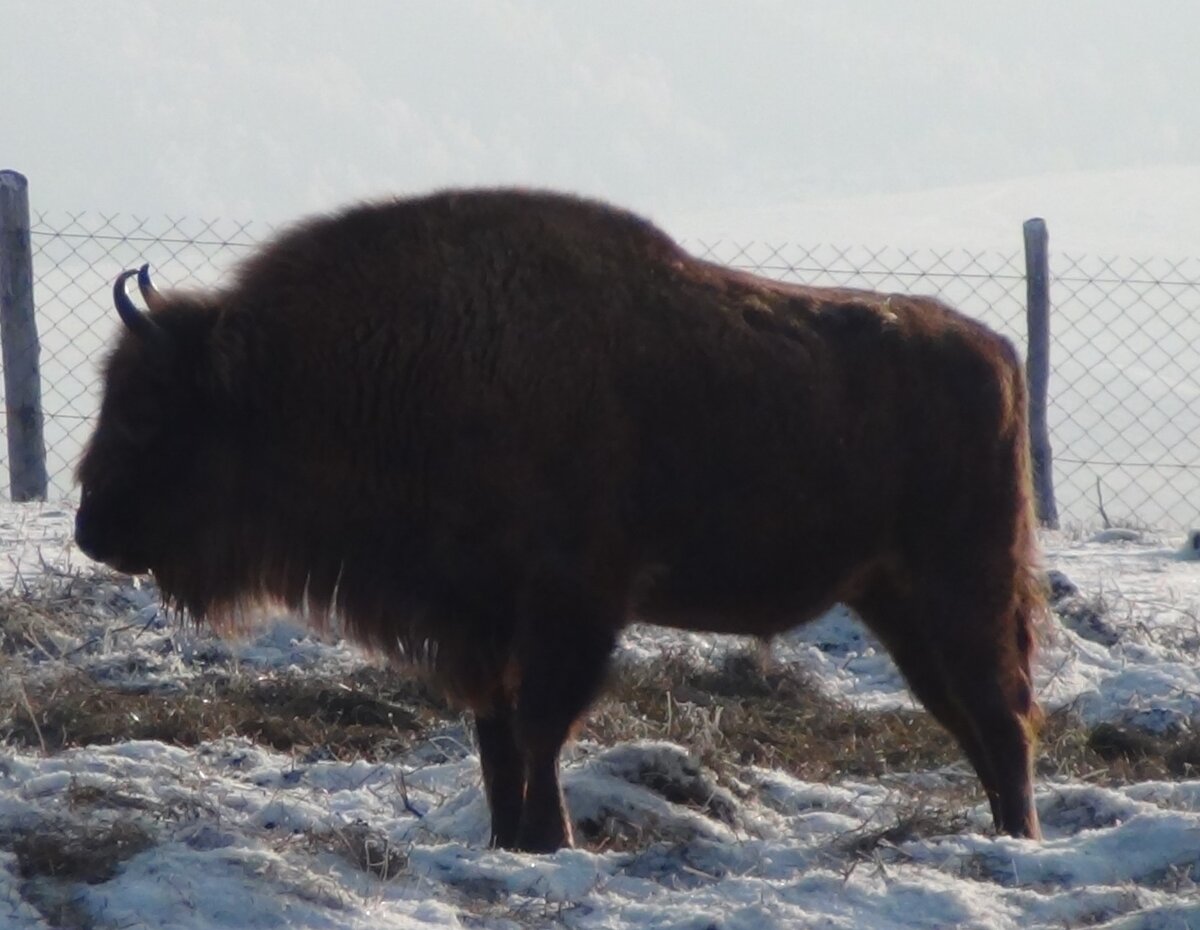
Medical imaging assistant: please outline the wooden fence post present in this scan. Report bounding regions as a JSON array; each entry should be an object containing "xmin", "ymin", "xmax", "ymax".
[
  {"xmin": 1023, "ymin": 217, "xmax": 1058, "ymax": 528},
  {"xmin": 0, "ymin": 170, "xmax": 48, "ymax": 501}
]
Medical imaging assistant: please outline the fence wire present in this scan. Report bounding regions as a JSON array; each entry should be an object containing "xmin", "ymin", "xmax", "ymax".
[{"xmin": 13, "ymin": 213, "xmax": 1200, "ymax": 531}]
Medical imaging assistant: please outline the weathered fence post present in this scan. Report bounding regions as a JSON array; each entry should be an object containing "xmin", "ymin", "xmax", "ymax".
[
  {"xmin": 1022, "ymin": 217, "xmax": 1058, "ymax": 529},
  {"xmin": 0, "ymin": 170, "xmax": 48, "ymax": 501}
]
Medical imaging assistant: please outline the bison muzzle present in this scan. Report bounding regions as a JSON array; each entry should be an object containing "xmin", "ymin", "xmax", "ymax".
[{"xmin": 76, "ymin": 188, "xmax": 1045, "ymax": 852}]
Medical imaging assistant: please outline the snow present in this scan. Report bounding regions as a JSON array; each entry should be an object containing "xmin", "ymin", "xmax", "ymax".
[{"xmin": 3, "ymin": 503, "xmax": 1200, "ymax": 929}]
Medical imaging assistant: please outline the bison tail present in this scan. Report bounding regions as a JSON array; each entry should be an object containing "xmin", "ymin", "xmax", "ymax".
[{"xmin": 1005, "ymin": 347, "xmax": 1050, "ymax": 734}]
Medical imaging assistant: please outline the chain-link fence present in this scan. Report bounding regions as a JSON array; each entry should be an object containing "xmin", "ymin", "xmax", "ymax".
[
  {"xmin": 27, "ymin": 212, "xmax": 261, "ymax": 500},
  {"xmin": 9, "ymin": 210, "xmax": 1200, "ymax": 530}
]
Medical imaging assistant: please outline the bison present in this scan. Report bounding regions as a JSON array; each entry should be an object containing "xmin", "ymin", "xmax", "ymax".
[{"xmin": 75, "ymin": 189, "xmax": 1045, "ymax": 852}]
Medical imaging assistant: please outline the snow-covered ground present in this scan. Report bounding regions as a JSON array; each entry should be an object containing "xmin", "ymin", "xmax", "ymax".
[{"xmin": 2, "ymin": 503, "xmax": 1200, "ymax": 929}]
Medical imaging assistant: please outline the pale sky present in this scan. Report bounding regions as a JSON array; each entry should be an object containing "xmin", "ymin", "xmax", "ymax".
[{"xmin": 4, "ymin": 0, "xmax": 1199, "ymax": 237}]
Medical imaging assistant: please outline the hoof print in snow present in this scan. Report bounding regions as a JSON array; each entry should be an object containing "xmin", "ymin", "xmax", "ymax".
[
  {"xmin": 1051, "ymin": 583, "xmax": 1121, "ymax": 648},
  {"xmin": 603, "ymin": 744, "xmax": 738, "ymax": 827},
  {"xmin": 619, "ymin": 841, "xmax": 728, "ymax": 890},
  {"xmin": 1090, "ymin": 528, "xmax": 1145, "ymax": 544},
  {"xmin": 572, "ymin": 743, "xmax": 741, "ymax": 850},
  {"xmin": 1037, "ymin": 785, "xmax": 1143, "ymax": 833},
  {"xmin": 1046, "ymin": 569, "xmax": 1080, "ymax": 604},
  {"xmin": 1059, "ymin": 602, "xmax": 1121, "ymax": 647},
  {"xmin": 839, "ymin": 808, "xmax": 969, "ymax": 860}
]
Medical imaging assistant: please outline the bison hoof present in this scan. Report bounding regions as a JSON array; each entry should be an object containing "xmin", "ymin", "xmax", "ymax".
[{"xmin": 512, "ymin": 824, "xmax": 573, "ymax": 854}]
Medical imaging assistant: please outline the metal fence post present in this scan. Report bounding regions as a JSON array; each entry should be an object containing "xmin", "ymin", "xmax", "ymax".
[
  {"xmin": 1022, "ymin": 217, "xmax": 1058, "ymax": 529},
  {"xmin": 0, "ymin": 170, "xmax": 48, "ymax": 501}
]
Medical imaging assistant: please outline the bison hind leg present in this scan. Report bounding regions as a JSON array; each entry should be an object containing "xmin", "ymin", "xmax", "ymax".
[
  {"xmin": 852, "ymin": 585, "xmax": 1042, "ymax": 840},
  {"xmin": 941, "ymin": 648, "xmax": 1041, "ymax": 840}
]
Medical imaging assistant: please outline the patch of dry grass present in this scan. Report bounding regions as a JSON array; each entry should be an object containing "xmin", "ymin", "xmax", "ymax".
[
  {"xmin": 6, "ymin": 816, "xmax": 156, "ymax": 929},
  {"xmin": 0, "ymin": 570, "xmax": 457, "ymax": 760},
  {"xmin": 10, "ymin": 818, "xmax": 154, "ymax": 884},
  {"xmin": 587, "ymin": 647, "xmax": 962, "ymax": 785},
  {"xmin": 1043, "ymin": 712, "xmax": 1200, "ymax": 781},
  {"xmin": 4, "ymin": 667, "xmax": 448, "ymax": 761},
  {"xmin": 591, "ymin": 646, "xmax": 1198, "ymax": 804},
  {"xmin": 2, "ymin": 575, "xmax": 1192, "ymax": 804}
]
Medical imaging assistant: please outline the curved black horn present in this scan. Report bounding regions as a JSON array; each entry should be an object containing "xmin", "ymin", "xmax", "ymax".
[
  {"xmin": 113, "ymin": 268, "xmax": 165, "ymax": 342},
  {"xmin": 136, "ymin": 263, "xmax": 167, "ymax": 312}
]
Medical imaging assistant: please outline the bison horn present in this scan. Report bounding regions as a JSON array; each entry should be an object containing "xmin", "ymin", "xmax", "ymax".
[
  {"xmin": 136, "ymin": 263, "xmax": 168, "ymax": 312},
  {"xmin": 113, "ymin": 268, "xmax": 165, "ymax": 343}
]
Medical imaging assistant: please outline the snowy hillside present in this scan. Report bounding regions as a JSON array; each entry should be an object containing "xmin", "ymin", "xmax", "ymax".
[
  {"xmin": 2, "ymin": 504, "xmax": 1200, "ymax": 928},
  {"xmin": 666, "ymin": 166, "xmax": 1200, "ymax": 260}
]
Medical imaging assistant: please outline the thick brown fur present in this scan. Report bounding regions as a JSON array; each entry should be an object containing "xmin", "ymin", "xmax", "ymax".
[{"xmin": 76, "ymin": 188, "xmax": 1046, "ymax": 851}]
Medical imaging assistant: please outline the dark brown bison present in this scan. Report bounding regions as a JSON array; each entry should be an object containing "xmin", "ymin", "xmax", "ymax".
[{"xmin": 75, "ymin": 189, "xmax": 1045, "ymax": 852}]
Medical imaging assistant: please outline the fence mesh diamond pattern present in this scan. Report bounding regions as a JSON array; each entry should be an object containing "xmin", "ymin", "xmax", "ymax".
[
  {"xmin": 27, "ymin": 212, "xmax": 261, "ymax": 500},
  {"xmin": 9, "ymin": 213, "xmax": 1200, "ymax": 530}
]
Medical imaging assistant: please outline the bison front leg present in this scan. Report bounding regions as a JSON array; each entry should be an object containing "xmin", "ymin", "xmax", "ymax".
[
  {"xmin": 511, "ymin": 576, "xmax": 619, "ymax": 853},
  {"xmin": 475, "ymin": 703, "xmax": 525, "ymax": 849}
]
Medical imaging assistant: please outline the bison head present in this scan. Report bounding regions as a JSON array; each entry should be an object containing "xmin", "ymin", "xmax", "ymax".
[{"xmin": 75, "ymin": 266, "xmax": 243, "ymax": 587}]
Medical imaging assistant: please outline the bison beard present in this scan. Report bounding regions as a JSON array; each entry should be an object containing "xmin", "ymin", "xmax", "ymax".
[{"xmin": 75, "ymin": 188, "xmax": 1046, "ymax": 852}]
